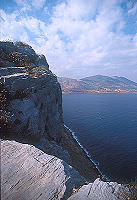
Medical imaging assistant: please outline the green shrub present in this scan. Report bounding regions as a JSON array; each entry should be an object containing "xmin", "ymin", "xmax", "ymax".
[{"xmin": 28, "ymin": 66, "xmax": 48, "ymax": 77}]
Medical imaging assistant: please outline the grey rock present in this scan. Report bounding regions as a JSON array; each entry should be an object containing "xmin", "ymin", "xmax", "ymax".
[
  {"xmin": 0, "ymin": 41, "xmax": 49, "ymax": 69},
  {"xmin": 0, "ymin": 67, "xmax": 26, "ymax": 76},
  {"xmin": 68, "ymin": 178, "xmax": 130, "ymax": 200},
  {"xmin": 0, "ymin": 41, "xmax": 36, "ymax": 62},
  {"xmin": 1, "ymin": 139, "xmax": 131, "ymax": 200},
  {"xmin": 35, "ymin": 54, "xmax": 49, "ymax": 68},
  {"xmin": 39, "ymin": 137, "xmax": 72, "ymax": 165},
  {"xmin": 0, "ymin": 41, "xmax": 131, "ymax": 200},
  {"xmin": 0, "ymin": 60, "xmax": 15, "ymax": 68},
  {"xmin": 0, "ymin": 42, "xmax": 62, "ymax": 143},
  {"xmin": 1, "ymin": 73, "xmax": 63, "ymax": 142},
  {"xmin": 1, "ymin": 140, "xmax": 86, "ymax": 200}
]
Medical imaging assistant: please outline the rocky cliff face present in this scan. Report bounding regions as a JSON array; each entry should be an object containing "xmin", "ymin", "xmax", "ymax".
[
  {"xmin": 0, "ymin": 41, "xmax": 132, "ymax": 200},
  {"xmin": 0, "ymin": 42, "xmax": 100, "ymax": 180},
  {"xmin": 1, "ymin": 140, "xmax": 131, "ymax": 200},
  {"xmin": 68, "ymin": 178, "xmax": 130, "ymax": 200},
  {"xmin": 0, "ymin": 41, "xmax": 49, "ymax": 70},
  {"xmin": 1, "ymin": 140, "xmax": 86, "ymax": 200},
  {"xmin": 0, "ymin": 41, "xmax": 63, "ymax": 143}
]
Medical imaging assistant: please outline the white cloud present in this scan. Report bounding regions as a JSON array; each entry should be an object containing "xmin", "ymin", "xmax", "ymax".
[
  {"xmin": 0, "ymin": 9, "xmax": 27, "ymax": 41},
  {"xmin": 0, "ymin": 10, "xmax": 44, "ymax": 42},
  {"xmin": 128, "ymin": 2, "xmax": 137, "ymax": 15},
  {"xmin": 13, "ymin": 0, "xmax": 31, "ymax": 11},
  {"xmin": 0, "ymin": 0, "xmax": 137, "ymax": 81},
  {"xmin": 53, "ymin": 0, "xmax": 100, "ymax": 20}
]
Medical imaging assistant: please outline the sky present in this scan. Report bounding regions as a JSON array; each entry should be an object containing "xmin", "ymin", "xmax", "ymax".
[{"xmin": 0, "ymin": 0, "xmax": 137, "ymax": 81}]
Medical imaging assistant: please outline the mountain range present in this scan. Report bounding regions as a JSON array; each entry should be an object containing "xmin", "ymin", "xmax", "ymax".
[{"xmin": 58, "ymin": 75, "xmax": 137, "ymax": 93}]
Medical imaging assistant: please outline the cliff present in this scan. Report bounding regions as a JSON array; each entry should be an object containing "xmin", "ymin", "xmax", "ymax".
[
  {"xmin": 0, "ymin": 41, "xmax": 132, "ymax": 199},
  {"xmin": 1, "ymin": 140, "xmax": 85, "ymax": 200},
  {"xmin": 0, "ymin": 41, "xmax": 63, "ymax": 143},
  {"xmin": 1, "ymin": 140, "xmax": 131, "ymax": 200},
  {"xmin": 0, "ymin": 41, "xmax": 99, "ymax": 181}
]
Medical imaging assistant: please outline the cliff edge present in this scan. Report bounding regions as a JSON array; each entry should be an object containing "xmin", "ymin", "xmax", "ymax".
[
  {"xmin": 1, "ymin": 140, "xmax": 130, "ymax": 200},
  {"xmin": 0, "ymin": 41, "xmax": 131, "ymax": 200},
  {"xmin": 0, "ymin": 41, "xmax": 63, "ymax": 143},
  {"xmin": 0, "ymin": 41, "xmax": 99, "ymax": 182}
]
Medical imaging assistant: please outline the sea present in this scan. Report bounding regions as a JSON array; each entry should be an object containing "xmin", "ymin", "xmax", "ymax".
[{"xmin": 62, "ymin": 93, "xmax": 137, "ymax": 182}]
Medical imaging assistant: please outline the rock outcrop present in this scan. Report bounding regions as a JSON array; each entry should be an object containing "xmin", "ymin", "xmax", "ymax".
[
  {"xmin": 0, "ymin": 41, "xmax": 132, "ymax": 200},
  {"xmin": 0, "ymin": 41, "xmax": 99, "ymax": 181},
  {"xmin": 0, "ymin": 41, "xmax": 63, "ymax": 143},
  {"xmin": 1, "ymin": 140, "xmax": 131, "ymax": 200},
  {"xmin": 68, "ymin": 178, "xmax": 130, "ymax": 200},
  {"xmin": 1, "ymin": 140, "xmax": 86, "ymax": 200},
  {"xmin": 0, "ymin": 41, "xmax": 49, "ymax": 70}
]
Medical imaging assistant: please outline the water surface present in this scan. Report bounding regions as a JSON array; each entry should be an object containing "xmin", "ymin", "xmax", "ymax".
[{"xmin": 62, "ymin": 93, "xmax": 137, "ymax": 182}]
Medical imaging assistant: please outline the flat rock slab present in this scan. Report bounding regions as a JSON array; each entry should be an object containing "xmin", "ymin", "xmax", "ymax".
[{"xmin": 1, "ymin": 140, "xmax": 85, "ymax": 200}]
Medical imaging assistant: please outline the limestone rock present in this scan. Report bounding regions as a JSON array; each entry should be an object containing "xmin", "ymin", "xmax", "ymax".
[
  {"xmin": 39, "ymin": 137, "xmax": 72, "ymax": 165},
  {"xmin": 0, "ymin": 41, "xmax": 131, "ymax": 200},
  {"xmin": 68, "ymin": 178, "xmax": 130, "ymax": 200},
  {"xmin": 1, "ymin": 140, "xmax": 86, "ymax": 200},
  {"xmin": 0, "ymin": 41, "xmax": 63, "ymax": 143},
  {"xmin": 0, "ymin": 67, "xmax": 26, "ymax": 76},
  {"xmin": 0, "ymin": 41, "xmax": 49, "ymax": 69},
  {"xmin": 1, "ymin": 140, "xmax": 131, "ymax": 200}
]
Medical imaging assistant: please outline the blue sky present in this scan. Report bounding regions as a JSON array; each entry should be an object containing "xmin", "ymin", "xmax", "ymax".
[{"xmin": 0, "ymin": 0, "xmax": 137, "ymax": 81}]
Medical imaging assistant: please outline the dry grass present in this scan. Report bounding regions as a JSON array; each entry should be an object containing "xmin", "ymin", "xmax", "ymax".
[
  {"xmin": 29, "ymin": 66, "xmax": 48, "ymax": 77},
  {"xmin": 8, "ymin": 51, "xmax": 29, "ymax": 66},
  {"xmin": 14, "ymin": 41, "xmax": 32, "ymax": 48},
  {"xmin": 128, "ymin": 185, "xmax": 137, "ymax": 200},
  {"xmin": 124, "ymin": 178, "xmax": 137, "ymax": 200}
]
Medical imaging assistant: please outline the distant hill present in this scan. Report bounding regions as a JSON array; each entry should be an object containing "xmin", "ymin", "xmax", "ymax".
[{"xmin": 58, "ymin": 75, "xmax": 137, "ymax": 93}]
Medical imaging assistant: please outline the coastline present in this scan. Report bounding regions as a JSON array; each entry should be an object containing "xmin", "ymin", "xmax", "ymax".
[
  {"xmin": 61, "ymin": 124, "xmax": 107, "ymax": 182},
  {"xmin": 65, "ymin": 125, "xmax": 105, "ymax": 176},
  {"xmin": 62, "ymin": 91, "xmax": 137, "ymax": 94}
]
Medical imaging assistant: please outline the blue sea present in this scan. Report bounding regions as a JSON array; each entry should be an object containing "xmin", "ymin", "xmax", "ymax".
[{"xmin": 62, "ymin": 93, "xmax": 137, "ymax": 182}]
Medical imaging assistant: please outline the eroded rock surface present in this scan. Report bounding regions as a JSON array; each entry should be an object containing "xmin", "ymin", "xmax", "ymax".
[
  {"xmin": 0, "ymin": 41, "xmax": 131, "ymax": 200},
  {"xmin": 1, "ymin": 140, "xmax": 86, "ymax": 200},
  {"xmin": 0, "ymin": 41, "xmax": 63, "ymax": 143},
  {"xmin": 0, "ymin": 41, "xmax": 49, "ymax": 70},
  {"xmin": 0, "ymin": 41, "xmax": 99, "ymax": 180},
  {"xmin": 68, "ymin": 178, "xmax": 130, "ymax": 200},
  {"xmin": 1, "ymin": 140, "xmax": 131, "ymax": 200}
]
